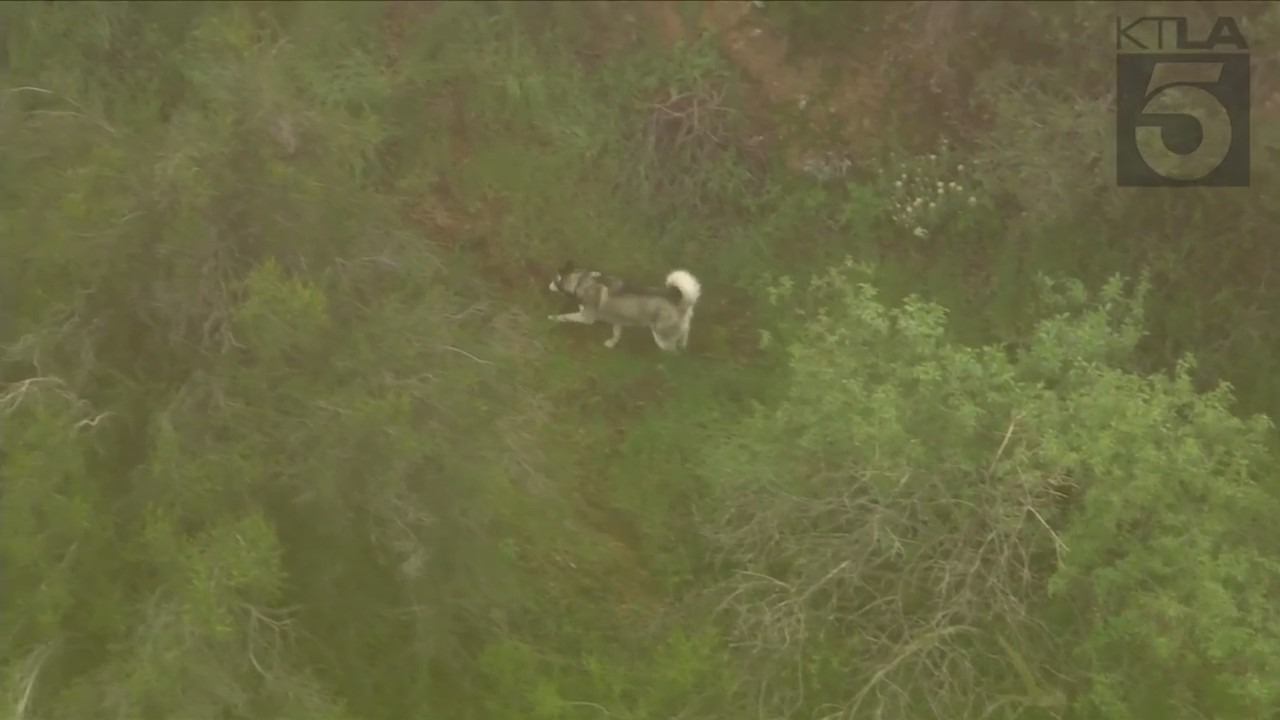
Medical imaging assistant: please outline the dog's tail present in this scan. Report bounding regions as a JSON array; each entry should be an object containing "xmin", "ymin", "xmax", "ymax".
[{"xmin": 666, "ymin": 269, "xmax": 702, "ymax": 316}]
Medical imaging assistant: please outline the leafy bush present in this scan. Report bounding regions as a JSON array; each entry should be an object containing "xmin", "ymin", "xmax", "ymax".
[{"xmin": 702, "ymin": 261, "xmax": 1280, "ymax": 720}]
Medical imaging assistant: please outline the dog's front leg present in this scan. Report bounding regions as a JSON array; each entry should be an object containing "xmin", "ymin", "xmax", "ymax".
[
  {"xmin": 549, "ymin": 306, "xmax": 594, "ymax": 324},
  {"xmin": 603, "ymin": 325, "xmax": 622, "ymax": 349}
]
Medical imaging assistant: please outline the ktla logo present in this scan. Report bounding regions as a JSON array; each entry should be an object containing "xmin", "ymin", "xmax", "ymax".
[{"xmin": 1115, "ymin": 16, "xmax": 1250, "ymax": 187}]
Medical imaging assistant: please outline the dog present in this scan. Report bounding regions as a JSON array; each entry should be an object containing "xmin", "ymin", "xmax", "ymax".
[{"xmin": 548, "ymin": 261, "xmax": 702, "ymax": 352}]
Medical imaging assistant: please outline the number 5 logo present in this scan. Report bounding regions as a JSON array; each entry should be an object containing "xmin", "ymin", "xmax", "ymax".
[
  {"xmin": 1116, "ymin": 52, "xmax": 1250, "ymax": 187},
  {"xmin": 1135, "ymin": 62, "xmax": 1232, "ymax": 181}
]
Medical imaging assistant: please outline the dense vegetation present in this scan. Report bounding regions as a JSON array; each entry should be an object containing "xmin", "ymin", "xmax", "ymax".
[{"xmin": 4, "ymin": 2, "xmax": 1280, "ymax": 719}]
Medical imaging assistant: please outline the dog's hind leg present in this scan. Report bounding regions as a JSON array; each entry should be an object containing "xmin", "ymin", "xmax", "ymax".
[
  {"xmin": 651, "ymin": 327, "xmax": 679, "ymax": 353},
  {"xmin": 604, "ymin": 325, "xmax": 623, "ymax": 349}
]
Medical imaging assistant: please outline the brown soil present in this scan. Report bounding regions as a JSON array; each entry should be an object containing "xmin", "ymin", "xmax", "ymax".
[
  {"xmin": 636, "ymin": 1, "xmax": 896, "ymax": 174},
  {"xmin": 383, "ymin": 0, "xmax": 438, "ymax": 72}
]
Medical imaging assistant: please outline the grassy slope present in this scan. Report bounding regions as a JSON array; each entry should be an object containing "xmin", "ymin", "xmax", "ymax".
[
  {"xmin": 401, "ymin": 5, "xmax": 1280, "ymax": 710},
  {"xmin": 390, "ymin": 0, "xmax": 1280, "ymax": 619},
  {"xmin": 377, "ymin": 6, "xmax": 810, "ymax": 714}
]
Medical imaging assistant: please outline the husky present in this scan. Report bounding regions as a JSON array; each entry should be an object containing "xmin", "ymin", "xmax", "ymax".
[{"xmin": 548, "ymin": 261, "xmax": 702, "ymax": 352}]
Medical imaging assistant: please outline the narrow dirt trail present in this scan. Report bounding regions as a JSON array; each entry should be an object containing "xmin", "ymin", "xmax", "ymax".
[
  {"xmin": 375, "ymin": 0, "xmax": 921, "ymax": 608},
  {"xmin": 379, "ymin": 1, "xmax": 667, "ymax": 606}
]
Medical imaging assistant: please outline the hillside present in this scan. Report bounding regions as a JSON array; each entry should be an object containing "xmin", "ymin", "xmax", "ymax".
[{"xmin": 4, "ymin": 3, "xmax": 1280, "ymax": 719}]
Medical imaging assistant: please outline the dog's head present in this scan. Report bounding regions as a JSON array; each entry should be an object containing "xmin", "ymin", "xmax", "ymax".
[{"xmin": 549, "ymin": 260, "xmax": 581, "ymax": 298}]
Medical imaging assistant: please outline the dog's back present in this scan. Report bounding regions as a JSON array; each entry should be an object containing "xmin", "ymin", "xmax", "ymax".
[
  {"xmin": 599, "ymin": 276, "xmax": 681, "ymax": 303},
  {"xmin": 591, "ymin": 289, "xmax": 671, "ymax": 327}
]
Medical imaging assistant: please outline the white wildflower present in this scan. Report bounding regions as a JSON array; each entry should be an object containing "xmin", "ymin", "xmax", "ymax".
[
  {"xmin": 957, "ymin": 164, "xmax": 965, "ymax": 172},
  {"xmin": 913, "ymin": 227, "xmax": 928, "ymax": 238},
  {"xmin": 968, "ymin": 196, "xmax": 977, "ymax": 206}
]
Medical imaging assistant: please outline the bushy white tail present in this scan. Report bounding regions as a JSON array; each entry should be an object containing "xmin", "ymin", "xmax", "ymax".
[{"xmin": 666, "ymin": 269, "xmax": 702, "ymax": 314}]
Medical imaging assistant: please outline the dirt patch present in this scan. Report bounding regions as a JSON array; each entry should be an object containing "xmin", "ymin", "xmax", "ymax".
[
  {"xmin": 634, "ymin": 1, "xmax": 895, "ymax": 176},
  {"xmin": 383, "ymin": 0, "xmax": 439, "ymax": 71},
  {"xmin": 641, "ymin": 0, "xmax": 690, "ymax": 49}
]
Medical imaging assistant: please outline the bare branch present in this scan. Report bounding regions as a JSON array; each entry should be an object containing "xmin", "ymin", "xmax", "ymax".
[
  {"xmin": 436, "ymin": 345, "xmax": 493, "ymax": 365},
  {"xmin": 25, "ymin": 109, "xmax": 118, "ymax": 136},
  {"xmin": 13, "ymin": 643, "xmax": 55, "ymax": 720},
  {"xmin": 988, "ymin": 412, "xmax": 1020, "ymax": 476},
  {"xmin": 563, "ymin": 701, "xmax": 611, "ymax": 716},
  {"xmin": 74, "ymin": 412, "xmax": 114, "ymax": 431}
]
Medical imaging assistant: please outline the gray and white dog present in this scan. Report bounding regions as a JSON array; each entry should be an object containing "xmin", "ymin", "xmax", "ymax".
[{"xmin": 548, "ymin": 261, "xmax": 702, "ymax": 352}]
